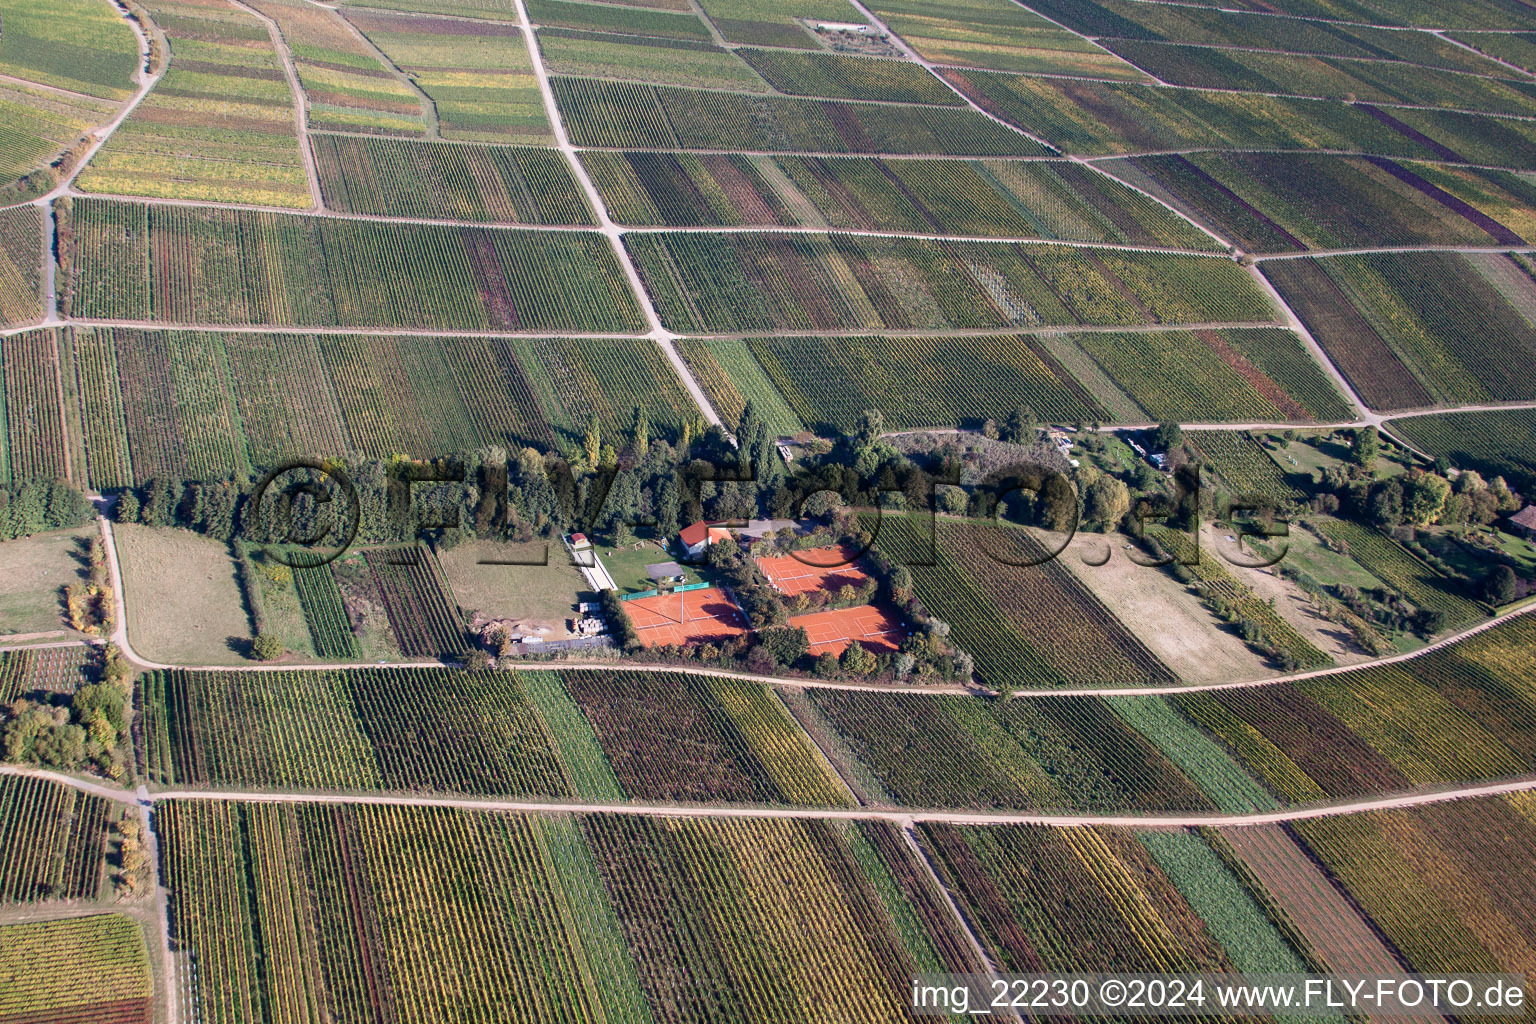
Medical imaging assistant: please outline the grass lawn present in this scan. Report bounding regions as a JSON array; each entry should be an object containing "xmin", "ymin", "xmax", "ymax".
[
  {"xmin": 593, "ymin": 535, "xmax": 708, "ymax": 596},
  {"xmin": 438, "ymin": 540, "xmax": 590, "ymax": 631},
  {"xmin": 0, "ymin": 527, "xmax": 94, "ymax": 636},
  {"xmin": 247, "ymin": 548, "xmax": 318, "ymax": 661},
  {"xmin": 115, "ymin": 524, "xmax": 254, "ymax": 665},
  {"xmin": 1272, "ymin": 433, "xmax": 1347, "ymax": 479},
  {"xmin": 1262, "ymin": 522, "xmax": 1384, "ymax": 592},
  {"xmin": 1486, "ymin": 528, "xmax": 1536, "ymax": 573}
]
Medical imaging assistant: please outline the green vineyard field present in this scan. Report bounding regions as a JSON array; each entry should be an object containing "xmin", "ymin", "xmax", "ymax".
[
  {"xmin": 0, "ymin": 203, "xmax": 40, "ymax": 325},
  {"xmin": 1, "ymin": 329, "xmax": 66, "ymax": 485},
  {"xmin": 313, "ymin": 135, "xmax": 593, "ymax": 223},
  {"xmin": 1390, "ymin": 408, "xmax": 1536, "ymax": 493},
  {"xmin": 679, "ymin": 333, "xmax": 1104, "ymax": 436},
  {"xmin": 343, "ymin": 8, "xmax": 552, "ymax": 144},
  {"xmin": 157, "ymin": 800, "xmax": 991, "ymax": 1024},
  {"xmin": 585, "ymin": 150, "xmax": 1216, "ymax": 246},
  {"xmin": 141, "ymin": 666, "xmax": 848, "ymax": 806},
  {"xmin": 68, "ymin": 327, "xmax": 697, "ymax": 485},
  {"xmin": 1307, "ymin": 518, "xmax": 1486, "ymax": 628}
]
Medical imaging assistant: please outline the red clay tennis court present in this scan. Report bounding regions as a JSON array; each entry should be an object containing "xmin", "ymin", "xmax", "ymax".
[
  {"xmin": 627, "ymin": 588, "xmax": 749, "ymax": 647},
  {"xmin": 790, "ymin": 604, "xmax": 907, "ymax": 656},
  {"xmin": 756, "ymin": 545, "xmax": 871, "ymax": 597}
]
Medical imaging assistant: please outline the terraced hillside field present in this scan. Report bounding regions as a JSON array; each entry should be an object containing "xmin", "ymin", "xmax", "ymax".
[
  {"xmin": 343, "ymin": 8, "xmax": 552, "ymax": 144},
  {"xmin": 67, "ymin": 327, "xmax": 696, "ymax": 486},
  {"xmin": 1264, "ymin": 253, "xmax": 1536, "ymax": 410},
  {"xmin": 246, "ymin": 0, "xmax": 430, "ymax": 137},
  {"xmin": 77, "ymin": 0, "xmax": 312, "ymax": 207},
  {"xmin": 67, "ymin": 199, "xmax": 643, "ymax": 333},
  {"xmin": 0, "ymin": 0, "xmax": 135, "ymax": 191},
  {"xmin": 628, "ymin": 233, "xmax": 1275, "ymax": 333}
]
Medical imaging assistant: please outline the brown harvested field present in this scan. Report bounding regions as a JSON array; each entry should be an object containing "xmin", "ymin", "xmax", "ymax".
[
  {"xmin": 0, "ymin": 527, "xmax": 93, "ymax": 636},
  {"xmin": 437, "ymin": 539, "xmax": 589, "ymax": 638},
  {"xmin": 1222, "ymin": 824, "xmax": 1408, "ymax": 979},
  {"xmin": 1059, "ymin": 533, "xmax": 1269, "ymax": 685},
  {"xmin": 115, "ymin": 524, "xmax": 252, "ymax": 665}
]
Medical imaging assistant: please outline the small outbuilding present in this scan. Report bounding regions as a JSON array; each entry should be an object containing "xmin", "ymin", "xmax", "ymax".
[{"xmin": 1507, "ymin": 505, "xmax": 1536, "ymax": 539}]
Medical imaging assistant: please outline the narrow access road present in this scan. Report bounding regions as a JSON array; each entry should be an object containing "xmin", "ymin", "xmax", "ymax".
[
  {"xmin": 228, "ymin": 0, "xmax": 323, "ymax": 210},
  {"xmin": 6, "ymin": 762, "xmax": 1534, "ymax": 829},
  {"xmin": 507, "ymin": 0, "xmax": 723, "ymax": 427},
  {"xmin": 843, "ymin": 0, "xmax": 1061, "ymax": 154},
  {"xmin": 93, "ymin": 500, "xmax": 1536, "ymax": 702}
]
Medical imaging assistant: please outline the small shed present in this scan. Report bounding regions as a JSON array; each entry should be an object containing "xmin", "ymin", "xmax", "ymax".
[
  {"xmin": 1508, "ymin": 505, "xmax": 1536, "ymax": 539},
  {"xmin": 647, "ymin": 561, "xmax": 687, "ymax": 583}
]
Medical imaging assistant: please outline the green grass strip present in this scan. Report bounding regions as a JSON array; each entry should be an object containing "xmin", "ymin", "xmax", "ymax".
[
  {"xmin": 1107, "ymin": 696, "xmax": 1278, "ymax": 813},
  {"xmin": 521, "ymin": 670, "xmax": 625, "ymax": 802}
]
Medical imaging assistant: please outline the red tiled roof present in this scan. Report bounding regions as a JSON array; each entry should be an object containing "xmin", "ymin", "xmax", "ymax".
[{"xmin": 679, "ymin": 522, "xmax": 712, "ymax": 546}]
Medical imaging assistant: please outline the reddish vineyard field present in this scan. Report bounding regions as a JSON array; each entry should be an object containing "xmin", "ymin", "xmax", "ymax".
[
  {"xmin": 1264, "ymin": 253, "xmax": 1536, "ymax": 409},
  {"xmin": 1123, "ymin": 153, "xmax": 1529, "ymax": 252},
  {"xmin": 1291, "ymin": 794, "xmax": 1536, "ymax": 977},
  {"xmin": 560, "ymin": 669, "xmax": 848, "ymax": 806},
  {"xmin": 585, "ymin": 151, "xmax": 1216, "ymax": 247}
]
